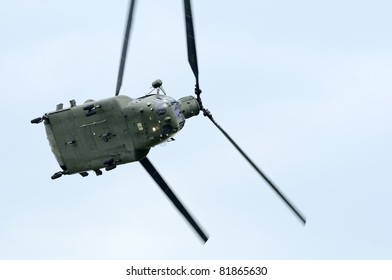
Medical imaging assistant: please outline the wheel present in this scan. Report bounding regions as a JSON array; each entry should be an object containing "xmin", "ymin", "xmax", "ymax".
[
  {"xmin": 51, "ymin": 172, "xmax": 63, "ymax": 180},
  {"xmin": 79, "ymin": 172, "xmax": 89, "ymax": 177},
  {"xmin": 105, "ymin": 165, "xmax": 116, "ymax": 171},
  {"xmin": 31, "ymin": 117, "xmax": 42, "ymax": 124}
]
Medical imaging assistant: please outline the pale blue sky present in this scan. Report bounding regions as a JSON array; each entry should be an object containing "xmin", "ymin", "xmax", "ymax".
[{"xmin": 0, "ymin": 0, "xmax": 391, "ymax": 259}]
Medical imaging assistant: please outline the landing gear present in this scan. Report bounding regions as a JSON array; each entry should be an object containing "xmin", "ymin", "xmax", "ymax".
[
  {"xmin": 94, "ymin": 169, "xmax": 103, "ymax": 176},
  {"xmin": 50, "ymin": 166, "xmax": 115, "ymax": 179},
  {"xmin": 31, "ymin": 117, "xmax": 43, "ymax": 124},
  {"xmin": 51, "ymin": 171, "xmax": 63, "ymax": 180},
  {"xmin": 31, "ymin": 114, "xmax": 48, "ymax": 124},
  {"xmin": 103, "ymin": 158, "xmax": 117, "ymax": 171},
  {"xmin": 105, "ymin": 164, "xmax": 117, "ymax": 171},
  {"xmin": 79, "ymin": 172, "xmax": 89, "ymax": 177},
  {"xmin": 50, "ymin": 158, "xmax": 120, "ymax": 179}
]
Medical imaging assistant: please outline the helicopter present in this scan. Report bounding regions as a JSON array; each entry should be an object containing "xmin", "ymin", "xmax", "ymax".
[{"xmin": 31, "ymin": 0, "xmax": 306, "ymax": 243}]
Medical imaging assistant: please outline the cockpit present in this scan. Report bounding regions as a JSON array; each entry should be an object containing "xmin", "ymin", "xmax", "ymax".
[{"xmin": 125, "ymin": 93, "xmax": 199, "ymax": 149}]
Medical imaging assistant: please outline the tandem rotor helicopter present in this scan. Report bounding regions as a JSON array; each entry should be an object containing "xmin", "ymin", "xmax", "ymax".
[{"xmin": 31, "ymin": 0, "xmax": 306, "ymax": 242}]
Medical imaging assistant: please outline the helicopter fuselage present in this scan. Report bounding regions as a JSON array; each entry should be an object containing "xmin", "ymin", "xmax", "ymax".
[{"xmin": 40, "ymin": 94, "xmax": 199, "ymax": 177}]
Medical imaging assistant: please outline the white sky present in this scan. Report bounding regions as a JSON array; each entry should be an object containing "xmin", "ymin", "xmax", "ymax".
[{"xmin": 1, "ymin": 0, "xmax": 391, "ymax": 259}]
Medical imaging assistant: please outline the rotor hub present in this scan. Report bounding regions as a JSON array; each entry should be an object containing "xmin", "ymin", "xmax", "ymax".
[{"xmin": 178, "ymin": 96, "xmax": 200, "ymax": 119}]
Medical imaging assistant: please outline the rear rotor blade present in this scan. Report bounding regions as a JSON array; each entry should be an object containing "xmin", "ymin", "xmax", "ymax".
[
  {"xmin": 140, "ymin": 157, "xmax": 209, "ymax": 243},
  {"xmin": 183, "ymin": 0, "xmax": 201, "ymax": 95},
  {"xmin": 203, "ymin": 110, "xmax": 307, "ymax": 225},
  {"xmin": 183, "ymin": 0, "xmax": 305, "ymax": 225},
  {"xmin": 115, "ymin": 0, "xmax": 136, "ymax": 96}
]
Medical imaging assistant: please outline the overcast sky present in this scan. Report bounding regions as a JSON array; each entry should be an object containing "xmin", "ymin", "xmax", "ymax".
[{"xmin": 1, "ymin": 0, "xmax": 391, "ymax": 259}]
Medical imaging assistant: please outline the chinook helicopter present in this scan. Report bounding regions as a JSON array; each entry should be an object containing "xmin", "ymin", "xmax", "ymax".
[{"xmin": 31, "ymin": 0, "xmax": 306, "ymax": 243}]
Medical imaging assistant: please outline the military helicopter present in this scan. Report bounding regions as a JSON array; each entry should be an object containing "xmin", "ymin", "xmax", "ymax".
[{"xmin": 31, "ymin": 0, "xmax": 306, "ymax": 243}]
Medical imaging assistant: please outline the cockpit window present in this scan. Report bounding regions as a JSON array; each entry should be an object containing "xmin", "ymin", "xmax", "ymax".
[
  {"xmin": 173, "ymin": 101, "xmax": 182, "ymax": 118},
  {"xmin": 156, "ymin": 101, "xmax": 168, "ymax": 116}
]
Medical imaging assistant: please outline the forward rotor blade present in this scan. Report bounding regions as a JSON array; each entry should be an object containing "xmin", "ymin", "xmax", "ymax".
[
  {"xmin": 115, "ymin": 0, "xmax": 136, "ymax": 96},
  {"xmin": 204, "ymin": 111, "xmax": 307, "ymax": 225},
  {"xmin": 183, "ymin": 0, "xmax": 200, "ymax": 90},
  {"xmin": 140, "ymin": 157, "xmax": 209, "ymax": 243}
]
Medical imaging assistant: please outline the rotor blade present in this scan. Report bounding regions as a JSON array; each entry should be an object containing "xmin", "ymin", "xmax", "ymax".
[
  {"xmin": 115, "ymin": 0, "xmax": 136, "ymax": 96},
  {"xmin": 204, "ymin": 110, "xmax": 307, "ymax": 225},
  {"xmin": 140, "ymin": 157, "xmax": 209, "ymax": 243},
  {"xmin": 183, "ymin": 0, "xmax": 200, "ymax": 89}
]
